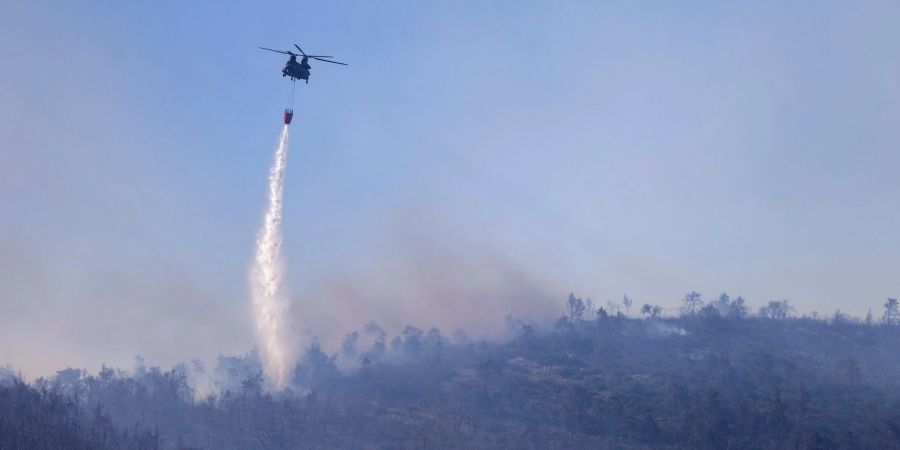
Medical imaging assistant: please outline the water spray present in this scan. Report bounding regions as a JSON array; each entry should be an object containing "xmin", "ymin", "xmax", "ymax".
[{"xmin": 250, "ymin": 123, "xmax": 293, "ymax": 389}]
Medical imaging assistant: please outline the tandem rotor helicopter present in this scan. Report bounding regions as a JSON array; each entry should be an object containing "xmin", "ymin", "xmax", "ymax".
[
  {"xmin": 259, "ymin": 44, "xmax": 347, "ymax": 84},
  {"xmin": 260, "ymin": 43, "xmax": 346, "ymax": 124}
]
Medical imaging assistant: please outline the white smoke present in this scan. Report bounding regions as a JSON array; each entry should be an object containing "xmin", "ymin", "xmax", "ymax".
[{"xmin": 250, "ymin": 125, "xmax": 294, "ymax": 389}]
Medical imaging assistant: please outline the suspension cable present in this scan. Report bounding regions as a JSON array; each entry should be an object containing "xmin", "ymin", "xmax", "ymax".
[{"xmin": 289, "ymin": 79, "xmax": 296, "ymax": 108}]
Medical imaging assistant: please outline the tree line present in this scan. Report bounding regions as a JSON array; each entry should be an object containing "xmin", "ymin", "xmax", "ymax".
[{"xmin": 3, "ymin": 292, "xmax": 900, "ymax": 449}]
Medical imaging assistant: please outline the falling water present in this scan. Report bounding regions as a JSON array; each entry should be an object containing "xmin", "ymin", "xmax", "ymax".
[{"xmin": 250, "ymin": 125, "xmax": 293, "ymax": 389}]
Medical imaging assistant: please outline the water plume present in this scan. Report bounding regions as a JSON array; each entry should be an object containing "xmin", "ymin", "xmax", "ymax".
[{"xmin": 250, "ymin": 125, "xmax": 293, "ymax": 389}]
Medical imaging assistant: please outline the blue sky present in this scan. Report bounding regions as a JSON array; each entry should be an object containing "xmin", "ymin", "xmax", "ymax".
[{"xmin": 2, "ymin": 1, "xmax": 899, "ymax": 377}]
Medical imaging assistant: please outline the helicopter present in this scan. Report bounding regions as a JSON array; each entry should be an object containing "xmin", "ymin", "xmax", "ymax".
[{"xmin": 258, "ymin": 44, "xmax": 347, "ymax": 84}]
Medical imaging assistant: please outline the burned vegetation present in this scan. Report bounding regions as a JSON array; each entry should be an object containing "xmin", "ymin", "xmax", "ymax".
[{"xmin": 3, "ymin": 294, "xmax": 900, "ymax": 449}]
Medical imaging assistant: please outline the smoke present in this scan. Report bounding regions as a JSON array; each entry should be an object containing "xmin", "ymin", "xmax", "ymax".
[
  {"xmin": 249, "ymin": 125, "xmax": 294, "ymax": 389},
  {"xmin": 291, "ymin": 215, "xmax": 563, "ymax": 351}
]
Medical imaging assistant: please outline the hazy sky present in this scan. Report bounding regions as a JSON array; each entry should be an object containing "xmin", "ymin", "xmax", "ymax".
[{"xmin": 2, "ymin": 1, "xmax": 899, "ymax": 378}]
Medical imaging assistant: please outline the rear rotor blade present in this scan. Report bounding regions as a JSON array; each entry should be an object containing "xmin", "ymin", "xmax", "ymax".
[
  {"xmin": 293, "ymin": 44, "xmax": 307, "ymax": 56},
  {"xmin": 311, "ymin": 56, "xmax": 347, "ymax": 65}
]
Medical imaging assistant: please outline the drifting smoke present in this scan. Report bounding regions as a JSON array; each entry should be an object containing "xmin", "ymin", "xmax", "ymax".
[{"xmin": 250, "ymin": 125, "xmax": 294, "ymax": 389}]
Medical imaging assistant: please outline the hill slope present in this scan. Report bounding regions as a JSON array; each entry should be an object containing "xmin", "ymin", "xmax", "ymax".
[{"xmin": 3, "ymin": 315, "xmax": 900, "ymax": 449}]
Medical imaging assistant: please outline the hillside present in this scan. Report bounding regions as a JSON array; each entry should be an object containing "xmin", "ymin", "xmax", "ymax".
[{"xmin": 3, "ymin": 305, "xmax": 900, "ymax": 449}]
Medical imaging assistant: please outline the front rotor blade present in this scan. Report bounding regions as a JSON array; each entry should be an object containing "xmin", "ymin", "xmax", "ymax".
[
  {"xmin": 293, "ymin": 44, "xmax": 307, "ymax": 56},
  {"xmin": 259, "ymin": 47, "xmax": 291, "ymax": 55},
  {"xmin": 311, "ymin": 56, "xmax": 347, "ymax": 65}
]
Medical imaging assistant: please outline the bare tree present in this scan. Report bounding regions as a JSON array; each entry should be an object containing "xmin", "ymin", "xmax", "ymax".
[
  {"xmin": 700, "ymin": 303, "xmax": 720, "ymax": 319},
  {"xmin": 729, "ymin": 296, "xmax": 749, "ymax": 319},
  {"xmin": 680, "ymin": 291, "xmax": 703, "ymax": 316},
  {"xmin": 832, "ymin": 309, "xmax": 848, "ymax": 325},
  {"xmin": 883, "ymin": 298, "xmax": 899, "ymax": 326},
  {"xmin": 714, "ymin": 292, "xmax": 731, "ymax": 314},
  {"xmin": 759, "ymin": 300, "xmax": 794, "ymax": 319},
  {"xmin": 425, "ymin": 328, "xmax": 444, "ymax": 363},
  {"xmin": 622, "ymin": 295, "xmax": 633, "ymax": 318},
  {"xmin": 567, "ymin": 293, "xmax": 586, "ymax": 321}
]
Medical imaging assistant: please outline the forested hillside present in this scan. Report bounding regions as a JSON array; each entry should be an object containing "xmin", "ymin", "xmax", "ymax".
[{"xmin": 3, "ymin": 295, "xmax": 900, "ymax": 449}]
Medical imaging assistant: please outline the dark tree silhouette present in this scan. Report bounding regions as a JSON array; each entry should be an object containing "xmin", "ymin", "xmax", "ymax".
[
  {"xmin": 884, "ymin": 298, "xmax": 899, "ymax": 326},
  {"xmin": 759, "ymin": 300, "xmax": 794, "ymax": 319},
  {"xmin": 622, "ymin": 295, "xmax": 633, "ymax": 318},
  {"xmin": 729, "ymin": 296, "xmax": 749, "ymax": 319},
  {"xmin": 641, "ymin": 303, "xmax": 652, "ymax": 318},
  {"xmin": 567, "ymin": 293, "xmax": 586, "ymax": 321},
  {"xmin": 680, "ymin": 291, "xmax": 703, "ymax": 316}
]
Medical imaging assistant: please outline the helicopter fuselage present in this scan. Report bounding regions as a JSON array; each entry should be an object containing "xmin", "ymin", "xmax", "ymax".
[{"xmin": 282, "ymin": 56, "xmax": 311, "ymax": 82}]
